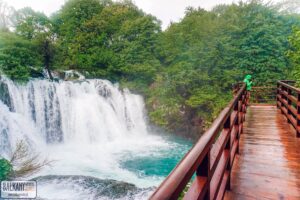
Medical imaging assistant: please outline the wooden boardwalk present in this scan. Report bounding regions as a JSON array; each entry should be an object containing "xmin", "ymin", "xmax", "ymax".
[
  {"xmin": 150, "ymin": 82, "xmax": 300, "ymax": 200},
  {"xmin": 225, "ymin": 106, "xmax": 300, "ymax": 200}
]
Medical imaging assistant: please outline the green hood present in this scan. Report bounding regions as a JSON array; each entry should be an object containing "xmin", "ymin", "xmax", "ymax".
[{"xmin": 245, "ymin": 75, "xmax": 252, "ymax": 80}]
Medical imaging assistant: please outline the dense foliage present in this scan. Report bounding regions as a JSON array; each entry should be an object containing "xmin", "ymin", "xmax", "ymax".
[
  {"xmin": 0, "ymin": 31, "xmax": 42, "ymax": 81},
  {"xmin": 0, "ymin": 0, "xmax": 300, "ymax": 138},
  {"xmin": 147, "ymin": 2, "xmax": 300, "ymax": 137},
  {"xmin": 288, "ymin": 27, "xmax": 300, "ymax": 85}
]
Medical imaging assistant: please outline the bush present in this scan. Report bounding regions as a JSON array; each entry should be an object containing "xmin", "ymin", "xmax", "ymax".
[
  {"xmin": 0, "ymin": 158, "xmax": 13, "ymax": 181},
  {"xmin": 9, "ymin": 141, "xmax": 52, "ymax": 179}
]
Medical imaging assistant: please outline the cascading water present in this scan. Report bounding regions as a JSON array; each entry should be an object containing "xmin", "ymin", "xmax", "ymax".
[{"xmin": 0, "ymin": 77, "xmax": 191, "ymax": 200}]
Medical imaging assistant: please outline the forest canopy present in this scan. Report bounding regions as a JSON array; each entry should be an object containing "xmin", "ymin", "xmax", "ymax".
[{"xmin": 0, "ymin": 0, "xmax": 300, "ymax": 138}]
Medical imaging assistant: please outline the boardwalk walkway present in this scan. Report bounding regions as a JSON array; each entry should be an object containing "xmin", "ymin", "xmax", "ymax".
[{"xmin": 225, "ymin": 106, "xmax": 300, "ymax": 200}]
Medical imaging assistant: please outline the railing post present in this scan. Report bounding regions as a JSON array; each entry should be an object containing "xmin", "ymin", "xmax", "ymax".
[
  {"xmin": 241, "ymin": 92, "xmax": 245, "ymax": 122},
  {"xmin": 277, "ymin": 82, "xmax": 280, "ymax": 108},
  {"xmin": 243, "ymin": 90, "xmax": 248, "ymax": 121},
  {"xmin": 280, "ymin": 85, "xmax": 285, "ymax": 114},
  {"xmin": 235, "ymin": 99, "xmax": 240, "ymax": 154},
  {"xmin": 196, "ymin": 152, "xmax": 210, "ymax": 200},
  {"xmin": 297, "ymin": 93, "xmax": 300, "ymax": 137},
  {"xmin": 224, "ymin": 115, "xmax": 231, "ymax": 190},
  {"xmin": 239, "ymin": 95, "xmax": 244, "ymax": 135},
  {"xmin": 287, "ymin": 89, "xmax": 292, "ymax": 124}
]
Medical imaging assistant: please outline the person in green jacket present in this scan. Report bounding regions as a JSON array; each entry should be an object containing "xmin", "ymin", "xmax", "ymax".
[
  {"xmin": 243, "ymin": 74, "xmax": 253, "ymax": 91},
  {"xmin": 243, "ymin": 74, "xmax": 252, "ymax": 105}
]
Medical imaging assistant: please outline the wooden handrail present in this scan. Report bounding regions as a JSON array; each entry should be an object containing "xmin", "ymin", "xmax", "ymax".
[
  {"xmin": 277, "ymin": 80, "xmax": 300, "ymax": 137},
  {"xmin": 251, "ymin": 86, "xmax": 277, "ymax": 104},
  {"xmin": 149, "ymin": 84, "xmax": 248, "ymax": 200}
]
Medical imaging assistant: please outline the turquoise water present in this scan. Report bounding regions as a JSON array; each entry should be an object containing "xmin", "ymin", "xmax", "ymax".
[
  {"xmin": 121, "ymin": 135, "xmax": 193, "ymax": 181},
  {"xmin": 33, "ymin": 134, "xmax": 193, "ymax": 200}
]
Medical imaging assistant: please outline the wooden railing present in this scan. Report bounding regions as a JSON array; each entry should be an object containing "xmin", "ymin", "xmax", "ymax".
[
  {"xmin": 149, "ymin": 84, "xmax": 248, "ymax": 200},
  {"xmin": 233, "ymin": 82, "xmax": 276, "ymax": 104},
  {"xmin": 277, "ymin": 80, "xmax": 300, "ymax": 137},
  {"xmin": 251, "ymin": 86, "xmax": 277, "ymax": 104}
]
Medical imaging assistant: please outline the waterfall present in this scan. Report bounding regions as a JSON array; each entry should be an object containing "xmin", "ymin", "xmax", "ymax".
[
  {"xmin": 0, "ymin": 77, "xmax": 191, "ymax": 199},
  {"xmin": 0, "ymin": 78, "xmax": 149, "ymax": 145}
]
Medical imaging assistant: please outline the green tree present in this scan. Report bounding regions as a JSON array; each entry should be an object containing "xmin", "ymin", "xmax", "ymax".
[
  {"xmin": 15, "ymin": 7, "xmax": 55, "ymax": 79},
  {"xmin": 231, "ymin": 2, "xmax": 296, "ymax": 84},
  {"xmin": 52, "ymin": 0, "xmax": 106, "ymax": 72},
  {"xmin": 0, "ymin": 31, "xmax": 42, "ymax": 81},
  {"xmin": 53, "ymin": 0, "xmax": 161, "ymax": 88}
]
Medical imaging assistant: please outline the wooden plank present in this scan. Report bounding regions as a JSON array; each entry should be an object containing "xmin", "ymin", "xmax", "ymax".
[
  {"xmin": 210, "ymin": 150, "xmax": 229, "ymax": 200},
  {"xmin": 210, "ymin": 129, "xmax": 230, "ymax": 175},
  {"xmin": 215, "ymin": 171, "xmax": 229, "ymax": 200},
  {"xmin": 230, "ymin": 140, "xmax": 238, "ymax": 167},
  {"xmin": 230, "ymin": 125, "xmax": 238, "ymax": 148},
  {"xmin": 230, "ymin": 111, "xmax": 238, "ymax": 128},
  {"xmin": 183, "ymin": 176, "xmax": 208, "ymax": 200},
  {"xmin": 225, "ymin": 106, "xmax": 300, "ymax": 200}
]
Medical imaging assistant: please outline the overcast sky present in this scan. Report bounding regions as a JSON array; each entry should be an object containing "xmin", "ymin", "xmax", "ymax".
[{"xmin": 6, "ymin": 0, "xmax": 281, "ymax": 29}]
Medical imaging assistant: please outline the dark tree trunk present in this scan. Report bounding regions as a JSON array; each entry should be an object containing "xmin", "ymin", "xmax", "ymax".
[{"xmin": 44, "ymin": 40, "xmax": 53, "ymax": 80}]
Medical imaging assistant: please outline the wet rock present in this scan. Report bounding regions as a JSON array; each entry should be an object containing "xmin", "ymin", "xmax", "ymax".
[
  {"xmin": 32, "ymin": 175, "xmax": 153, "ymax": 199},
  {"xmin": 0, "ymin": 79, "xmax": 13, "ymax": 111},
  {"xmin": 0, "ymin": 128, "xmax": 11, "ymax": 156},
  {"xmin": 96, "ymin": 82, "xmax": 112, "ymax": 98},
  {"xmin": 63, "ymin": 70, "xmax": 85, "ymax": 81}
]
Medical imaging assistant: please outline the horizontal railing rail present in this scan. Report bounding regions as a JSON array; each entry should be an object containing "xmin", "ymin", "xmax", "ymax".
[
  {"xmin": 251, "ymin": 86, "xmax": 277, "ymax": 104},
  {"xmin": 277, "ymin": 80, "xmax": 300, "ymax": 137},
  {"xmin": 233, "ymin": 82, "xmax": 277, "ymax": 104},
  {"xmin": 149, "ymin": 84, "xmax": 248, "ymax": 200}
]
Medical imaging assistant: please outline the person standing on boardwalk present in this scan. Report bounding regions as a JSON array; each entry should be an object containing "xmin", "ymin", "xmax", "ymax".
[
  {"xmin": 243, "ymin": 75, "xmax": 253, "ymax": 91},
  {"xmin": 243, "ymin": 74, "xmax": 252, "ymax": 105}
]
